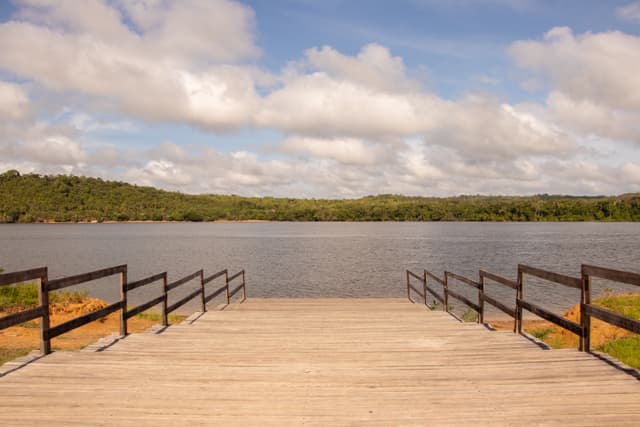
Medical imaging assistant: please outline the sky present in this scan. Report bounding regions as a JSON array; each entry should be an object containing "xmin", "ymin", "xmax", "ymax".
[{"xmin": 1, "ymin": 0, "xmax": 640, "ymax": 198}]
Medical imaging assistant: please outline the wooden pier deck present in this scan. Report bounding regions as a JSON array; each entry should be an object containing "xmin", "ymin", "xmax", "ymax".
[{"xmin": 1, "ymin": 298, "xmax": 639, "ymax": 426}]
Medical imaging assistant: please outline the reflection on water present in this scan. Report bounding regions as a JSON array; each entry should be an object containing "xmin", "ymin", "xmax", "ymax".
[{"xmin": 0, "ymin": 222, "xmax": 638, "ymax": 317}]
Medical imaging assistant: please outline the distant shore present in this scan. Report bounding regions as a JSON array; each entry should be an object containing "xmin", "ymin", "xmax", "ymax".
[{"xmin": 30, "ymin": 219, "xmax": 275, "ymax": 224}]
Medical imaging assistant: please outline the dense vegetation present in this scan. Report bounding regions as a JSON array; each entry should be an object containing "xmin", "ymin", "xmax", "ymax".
[{"xmin": 2, "ymin": 169, "xmax": 640, "ymax": 222}]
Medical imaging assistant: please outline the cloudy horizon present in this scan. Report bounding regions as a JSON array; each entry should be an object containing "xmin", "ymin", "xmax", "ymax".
[{"xmin": 1, "ymin": 0, "xmax": 640, "ymax": 198}]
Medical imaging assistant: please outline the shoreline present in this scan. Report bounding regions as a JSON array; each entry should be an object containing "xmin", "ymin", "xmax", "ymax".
[{"xmin": 1, "ymin": 219, "xmax": 638, "ymax": 224}]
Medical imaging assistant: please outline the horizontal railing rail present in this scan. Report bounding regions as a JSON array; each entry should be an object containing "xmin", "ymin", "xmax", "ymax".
[
  {"xmin": 167, "ymin": 288, "xmax": 202, "ymax": 315},
  {"xmin": 425, "ymin": 270, "xmax": 445, "ymax": 285},
  {"xmin": 409, "ymin": 262, "xmax": 640, "ymax": 353},
  {"xmin": 47, "ymin": 265, "xmax": 127, "ymax": 291},
  {"xmin": 126, "ymin": 272, "xmax": 166, "ymax": 292},
  {"xmin": 46, "ymin": 301, "xmax": 124, "ymax": 340},
  {"xmin": 166, "ymin": 270, "xmax": 202, "ymax": 292},
  {"xmin": 518, "ymin": 264, "xmax": 581, "ymax": 289},
  {"xmin": 0, "ymin": 264, "xmax": 247, "ymax": 355},
  {"xmin": 228, "ymin": 270, "xmax": 243, "ymax": 283},
  {"xmin": 0, "ymin": 267, "xmax": 48, "ymax": 287}
]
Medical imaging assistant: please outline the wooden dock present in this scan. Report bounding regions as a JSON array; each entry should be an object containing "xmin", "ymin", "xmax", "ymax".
[{"xmin": 1, "ymin": 298, "xmax": 639, "ymax": 426}]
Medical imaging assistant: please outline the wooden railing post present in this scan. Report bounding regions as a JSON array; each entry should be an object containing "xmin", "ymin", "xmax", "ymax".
[
  {"xmin": 39, "ymin": 267, "xmax": 51, "ymax": 354},
  {"xmin": 516, "ymin": 267, "xmax": 523, "ymax": 334},
  {"xmin": 478, "ymin": 272, "xmax": 484, "ymax": 324},
  {"xmin": 200, "ymin": 270, "xmax": 206, "ymax": 312},
  {"xmin": 242, "ymin": 270, "xmax": 247, "ymax": 300},
  {"xmin": 120, "ymin": 267, "xmax": 128, "ymax": 336},
  {"xmin": 225, "ymin": 270, "xmax": 230, "ymax": 305},
  {"xmin": 581, "ymin": 265, "xmax": 591, "ymax": 352},
  {"xmin": 443, "ymin": 273, "xmax": 449, "ymax": 313},
  {"xmin": 406, "ymin": 271, "xmax": 410, "ymax": 301},
  {"xmin": 162, "ymin": 272, "xmax": 168, "ymax": 327},
  {"xmin": 422, "ymin": 270, "xmax": 427, "ymax": 306}
]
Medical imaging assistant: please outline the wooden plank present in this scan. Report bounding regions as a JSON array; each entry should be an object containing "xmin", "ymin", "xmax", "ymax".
[
  {"xmin": 126, "ymin": 272, "xmax": 166, "ymax": 292},
  {"xmin": 447, "ymin": 289, "xmax": 481, "ymax": 312},
  {"xmin": 518, "ymin": 264, "xmax": 581, "ymax": 289},
  {"xmin": 425, "ymin": 285, "xmax": 444, "ymax": 304},
  {"xmin": 166, "ymin": 288, "xmax": 202, "ymax": 314},
  {"xmin": 125, "ymin": 295, "xmax": 166, "ymax": 319},
  {"xmin": 407, "ymin": 270, "xmax": 422, "ymax": 281},
  {"xmin": 425, "ymin": 269, "xmax": 445, "ymax": 285},
  {"xmin": 517, "ymin": 299, "xmax": 582, "ymax": 335},
  {"xmin": 228, "ymin": 270, "xmax": 243, "ymax": 282},
  {"xmin": 46, "ymin": 301, "xmax": 123, "ymax": 339},
  {"xmin": 203, "ymin": 269, "xmax": 227, "ymax": 285},
  {"xmin": 483, "ymin": 294, "xmax": 516, "ymax": 318},
  {"xmin": 229, "ymin": 284, "xmax": 244, "ymax": 298},
  {"xmin": 585, "ymin": 304, "xmax": 640, "ymax": 334},
  {"xmin": 0, "ymin": 267, "xmax": 47, "ymax": 286},
  {"xmin": 0, "ymin": 306, "xmax": 45, "ymax": 330},
  {"xmin": 166, "ymin": 270, "xmax": 202, "ymax": 292},
  {"xmin": 582, "ymin": 264, "xmax": 640, "ymax": 287},
  {"xmin": 479, "ymin": 270, "xmax": 518, "ymax": 290},
  {"xmin": 407, "ymin": 283, "xmax": 424, "ymax": 299},
  {"xmin": 446, "ymin": 271, "xmax": 481, "ymax": 289},
  {"xmin": 47, "ymin": 265, "xmax": 127, "ymax": 291},
  {"xmin": 204, "ymin": 285, "xmax": 227, "ymax": 303}
]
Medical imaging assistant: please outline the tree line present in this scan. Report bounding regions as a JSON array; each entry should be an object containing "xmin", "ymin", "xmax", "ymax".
[{"xmin": 1, "ymin": 170, "xmax": 639, "ymax": 222}]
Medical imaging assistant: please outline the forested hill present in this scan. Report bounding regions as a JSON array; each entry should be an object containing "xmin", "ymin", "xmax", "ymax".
[{"xmin": 1, "ymin": 170, "xmax": 639, "ymax": 222}]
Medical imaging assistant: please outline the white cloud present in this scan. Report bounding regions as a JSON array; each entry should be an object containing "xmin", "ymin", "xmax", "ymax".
[
  {"xmin": 429, "ymin": 95, "xmax": 575, "ymax": 161},
  {"xmin": 0, "ymin": 82, "xmax": 30, "ymax": 120},
  {"xmin": 280, "ymin": 136, "xmax": 394, "ymax": 165},
  {"xmin": 617, "ymin": 1, "xmax": 640, "ymax": 22},
  {"xmin": 258, "ymin": 71, "xmax": 442, "ymax": 138},
  {"xmin": 510, "ymin": 27, "xmax": 640, "ymax": 112},
  {"xmin": 509, "ymin": 27, "xmax": 640, "ymax": 144},
  {"xmin": 0, "ymin": 0, "xmax": 261, "ymax": 130},
  {"xmin": 305, "ymin": 44, "xmax": 422, "ymax": 93}
]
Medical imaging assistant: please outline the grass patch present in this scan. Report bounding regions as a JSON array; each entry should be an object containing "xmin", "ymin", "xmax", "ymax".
[
  {"xmin": 598, "ymin": 336, "xmax": 640, "ymax": 370},
  {"xmin": 530, "ymin": 327, "xmax": 553, "ymax": 341},
  {"xmin": 134, "ymin": 310, "xmax": 186, "ymax": 324},
  {"xmin": 0, "ymin": 283, "xmax": 39, "ymax": 309},
  {"xmin": 0, "ymin": 347, "xmax": 32, "ymax": 365},
  {"xmin": 461, "ymin": 307, "xmax": 479, "ymax": 322},
  {"xmin": 0, "ymin": 282, "xmax": 88, "ymax": 311},
  {"xmin": 595, "ymin": 292, "xmax": 640, "ymax": 321}
]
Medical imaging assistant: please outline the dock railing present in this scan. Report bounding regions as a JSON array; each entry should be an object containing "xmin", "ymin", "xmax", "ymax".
[
  {"xmin": 0, "ymin": 264, "xmax": 247, "ymax": 355},
  {"xmin": 581, "ymin": 265, "xmax": 640, "ymax": 351},
  {"xmin": 407, "ymin": 263, "xmax": 640, "ymax": 353}
]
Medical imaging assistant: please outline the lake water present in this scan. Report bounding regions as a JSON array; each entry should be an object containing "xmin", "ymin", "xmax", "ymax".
[{"xmin": 0, "ymin": 222, "xmax": 638, "ymax": 318}]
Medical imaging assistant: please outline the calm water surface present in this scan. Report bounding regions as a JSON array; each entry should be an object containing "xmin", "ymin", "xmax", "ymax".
[{"xmin": 1, "ymin": 222, "xmax": 638, "ymax": 318}]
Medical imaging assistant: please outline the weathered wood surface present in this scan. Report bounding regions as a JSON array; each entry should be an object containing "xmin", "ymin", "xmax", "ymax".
[{"xmin": 1, "ymin": 298, "xmax": 639, "ymax": 426}]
